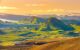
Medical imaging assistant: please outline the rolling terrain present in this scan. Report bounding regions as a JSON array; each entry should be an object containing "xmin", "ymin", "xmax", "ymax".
[
  {"xmin": 0, "ymin": 13, "xmax": 80, "ymax": 50},
  {"xmin": 0, "ymin": 38, "xmax": 80, "ymax": 50}
]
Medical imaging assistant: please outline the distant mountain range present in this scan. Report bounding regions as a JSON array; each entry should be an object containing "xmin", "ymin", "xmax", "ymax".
[
  {"xmin": 0, "ymin": 13, "xmax": 79, "ymax": 42},
  {"xmin": 0, "ymin": 13, "xmax": 80, "ymax": 20},
  {"xmin": 0, "ymin": 13, "xmax": 75, "ymax": 31},
  {"xmin": 0, "ymin": 13, "xmax": 79, "ymax": 29},
  {"xmin": 0, "ymin": 13, "xmax": 34, "ymax": 21}
]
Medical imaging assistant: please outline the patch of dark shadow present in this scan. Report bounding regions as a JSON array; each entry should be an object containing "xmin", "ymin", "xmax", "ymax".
[
  {"xmin": 34, "ymin": 42, "xmax": 47, "ymax": 45},
  {"xmin": 25, "ymin": 42, "xmax": 35, "ymax": 45},
  {"xmin": 23, "ymin": 42, "xmax": 47, "ymax": 45},
  {"xmin": 34, "ymin": 41, "xmax": 58, "ymax": 45}
]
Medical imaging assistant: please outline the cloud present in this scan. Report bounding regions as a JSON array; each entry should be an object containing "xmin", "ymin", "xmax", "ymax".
[
  {"xmin": 0, "ymin": 6, "xmax": 18, "ymax": 13},
  {"xmin": 0, "ymin": 6, "xmax": 17, "ymax": 10},
  {"xmin": 25, "ymin": 4, "xmax": 45, "ymax": 7}
]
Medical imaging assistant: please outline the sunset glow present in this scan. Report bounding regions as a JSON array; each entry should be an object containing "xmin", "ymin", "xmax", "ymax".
[{"xmin": 0, "ymin": 0, "xmax": 80, "ymax": 15}]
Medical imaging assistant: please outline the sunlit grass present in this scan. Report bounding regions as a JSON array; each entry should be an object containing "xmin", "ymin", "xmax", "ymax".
[
  {"xmin": 71, "ymin": 24, "xmax": 80, "ymax": 33},
  {"xmin": 0, "ymin": 41, "xmax": 15, "ymax": 46},
  {"xmin": 0, "ymin": 34, "xmax": 23, "ymax": 41}
]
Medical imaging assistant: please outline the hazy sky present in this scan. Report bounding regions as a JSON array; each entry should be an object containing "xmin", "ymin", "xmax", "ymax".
[{"xmin": 0, "ymin": 0, "xmax": 80, "ymax": 15}]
